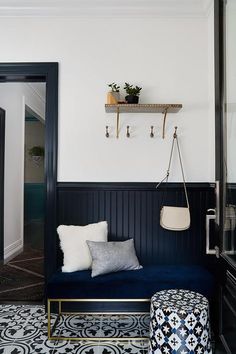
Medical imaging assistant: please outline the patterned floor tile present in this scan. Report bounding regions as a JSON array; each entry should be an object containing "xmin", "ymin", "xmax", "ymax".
[
  {"xmin": 102, "ymin": 314, "xmax": 140, "ymax": 323},
  {"xmin": 0, "ymin": 304, "xmax": 221, "ymax": 354},
  {"xmin": 101, "ymin": 314, "xmax": 142, "ymax": 339},
  {"xmin": 3, "ymin": 325, "xmax": 42, "ymax": 343},
  {"xmin": 68, "ymin": 343, "xmax": 101, "ymax": 354},
  {"xmin": 0, "ymin": 304, "xmax": 43, "ymax": 324},
  {"xmin": 100, "ymin": 322, "xmax": 141, "ymax": 339},
  {"xmin": 139, "ymin": 314, "xmax": 150, "ymax": 326},
  {"xmin": 27, "ymin": 331, "xmax": 61, "ymax": 353},
  {"xmin": 57, "ymin": 314, "xmax": 103, "ymax": 339},
  {"xmin": 0, "ymin": 342, "xmax": 38, "ymax": 354},
  {"xmin": 53, "ymin": 341, "xmax": 100, "ymax": 354},
  {"xmin": 99, "ymin": 340, "xmax": 149, "ymax": 354},
  {"xmin": 138, "ymin": 314, "xmax": 150, "ymax": 338}
]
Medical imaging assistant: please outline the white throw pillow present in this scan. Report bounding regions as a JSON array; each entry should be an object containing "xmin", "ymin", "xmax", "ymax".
[{"xmin": 57, "ymin": 221, "xmax": 108, "ymax": 272}]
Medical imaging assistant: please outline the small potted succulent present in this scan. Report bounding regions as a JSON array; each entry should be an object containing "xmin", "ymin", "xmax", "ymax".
[
  {"xmin": 29, "ymin": 146, "xmax": 45, "ymax": 166},
  {"xmin": 124, "ymin": 83, "xmax": 142, "ymax": 104},
  {"xmin": 107, "ymin": 82, "xmax": 120, "ymax": 104}
]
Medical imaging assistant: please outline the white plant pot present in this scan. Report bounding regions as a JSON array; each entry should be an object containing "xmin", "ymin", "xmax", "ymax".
[{"xmin": 31, "ymin": 155, "xmax": 43, "ymax": 166}]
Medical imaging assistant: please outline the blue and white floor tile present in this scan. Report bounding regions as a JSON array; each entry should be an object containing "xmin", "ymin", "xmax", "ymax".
[
  {"xmin": 0, "ymin": 305, "xmax": 149, "ymax": 353},
  {"xmin": 138, "ymin": 314, "xmax": 150, "ymax": 338}
]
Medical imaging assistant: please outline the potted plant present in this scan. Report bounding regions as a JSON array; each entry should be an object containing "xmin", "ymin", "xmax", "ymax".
[
  {"xmin": 28, "ymin": 146, "xmax": 45, "ymax": 166},
  {"xmin": 107, "ymin": 82, "xmax": 120, "ymax": 104},
  {"xmin": 124, "ymin": 83, "xmax": 142, "ymax": 104}
]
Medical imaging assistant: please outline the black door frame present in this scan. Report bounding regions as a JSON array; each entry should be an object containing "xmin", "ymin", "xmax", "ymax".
[
  {"xmin": 0, "ymin": 63, "xmax": 58, "ymax": 283},
  {"xmin": 0, "ymin": 108, "xmax": 5, "ymax": 262},
  {"xmin": 215, "ymin": 0, "xmax": 225, "ymax": 244}
]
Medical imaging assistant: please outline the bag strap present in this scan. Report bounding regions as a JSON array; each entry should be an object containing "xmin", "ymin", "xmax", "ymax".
[
  {"xmin": 156, "ymin": 132, "xmax": 175, "ymax": 188},
  {"xmin": 156, "ymin": 127, "xmax": 189, "ymax": 209},
  {"xmin": 175, "ymin": 130, "xmax": 189, "ymax": 209}
]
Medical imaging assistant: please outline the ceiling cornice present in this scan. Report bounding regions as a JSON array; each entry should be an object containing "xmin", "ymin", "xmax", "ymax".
[{"xmin": 0, "ymin": 0, "xmax": 214, "ymax": 18}]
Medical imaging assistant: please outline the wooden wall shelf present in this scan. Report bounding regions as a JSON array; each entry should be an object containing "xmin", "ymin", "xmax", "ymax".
[{"xmin": 105, "ymin": 103, "xmax": 182, "ymax": 138}]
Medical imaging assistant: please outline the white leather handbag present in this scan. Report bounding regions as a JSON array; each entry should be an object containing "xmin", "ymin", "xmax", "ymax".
[
  {"xmin": 157, "ymin": 127, "xmax": 190, "ymax": 231},
  {"xmin": 160, "ymin": 206, "xmax": 190, "ymax": 231}
]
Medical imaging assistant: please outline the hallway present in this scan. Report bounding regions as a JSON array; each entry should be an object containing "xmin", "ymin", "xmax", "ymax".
[{"xmin": 0, "ymin": 247, "xmax": 44, "ymax": 302}]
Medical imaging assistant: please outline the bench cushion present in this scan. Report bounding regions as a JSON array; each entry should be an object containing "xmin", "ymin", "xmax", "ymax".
[{"xmin": 47, "ymin": 265, "xmax": 214, "ymax": 300}]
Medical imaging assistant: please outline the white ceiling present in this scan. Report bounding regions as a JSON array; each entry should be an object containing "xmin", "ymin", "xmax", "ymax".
[{"xmin": 0, "ymin": 0, "xmax": 214, "ymax": 18}]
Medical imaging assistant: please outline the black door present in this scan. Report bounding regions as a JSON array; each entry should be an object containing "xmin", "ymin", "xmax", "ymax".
[
  {"xmin": 215, "ymin": 1, "xmax": 236, "ymax": 352},
  {"xmin": 0, "ymin": 108, "xmax": 5, "ymax": 262}
]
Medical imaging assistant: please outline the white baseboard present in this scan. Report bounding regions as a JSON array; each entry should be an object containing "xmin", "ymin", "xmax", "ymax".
[{"xmin": 4, "ymin": 240, "xmax": 23, "ymax": 263}]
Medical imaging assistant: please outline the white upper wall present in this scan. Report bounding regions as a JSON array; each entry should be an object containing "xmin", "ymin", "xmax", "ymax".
[
  {"xmin": 0, "ymin": 2, "xmax": 215, "ymax": 182},
  {"xmin": 0, "ymin": 0, "xmax": 214, "ymax": 18}
]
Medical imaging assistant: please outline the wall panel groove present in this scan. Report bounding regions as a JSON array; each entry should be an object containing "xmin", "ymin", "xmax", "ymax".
[{"xmin": 57, "ymin": 182, "xmax": 215, "ymax": 267}]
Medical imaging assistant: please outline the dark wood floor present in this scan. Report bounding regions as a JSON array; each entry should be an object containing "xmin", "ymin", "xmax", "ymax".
[
  {"xmin": 0, "ymin": 247, "xmax": 44, "ymax": 301},
  {"xmin": 0, "ymin": 220, "xmax": 44, "ymax": 302}
]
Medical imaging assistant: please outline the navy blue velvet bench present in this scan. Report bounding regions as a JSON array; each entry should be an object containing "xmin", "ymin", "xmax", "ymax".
[{"xmin": 46, "ymin": 265, "xmax": 214, "ymax": 341}]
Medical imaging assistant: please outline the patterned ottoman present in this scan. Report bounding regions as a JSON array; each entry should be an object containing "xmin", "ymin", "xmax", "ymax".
[{"xmin": 149, "ymin": 289, "xmax": 212, "ymax": 354}]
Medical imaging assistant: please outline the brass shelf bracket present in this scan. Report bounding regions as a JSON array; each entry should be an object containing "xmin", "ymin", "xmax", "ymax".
[
  {"xmin": 116, "ymin": 107, "xmax": 120, "ymax": 138},
  {"xmin": 162, "ymin": 107, "xmax": 169, "ymax": 139}
]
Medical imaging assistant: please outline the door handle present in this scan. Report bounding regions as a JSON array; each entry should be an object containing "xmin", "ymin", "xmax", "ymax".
[
  {"xmin": 206, "ymin": 209, "xmax": 216, "ymax": 255},
  {"xmin": 215, "ymin": 180, "xmax": 220, "ymax": 225}
]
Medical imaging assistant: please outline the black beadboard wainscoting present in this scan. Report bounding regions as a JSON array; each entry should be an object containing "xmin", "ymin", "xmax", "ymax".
[{"xmin": 57, "ymin": 182, "xmax": 216, "ymax": 267}]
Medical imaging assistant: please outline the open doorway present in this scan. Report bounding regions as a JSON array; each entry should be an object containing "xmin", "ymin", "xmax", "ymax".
[
  {"xmin": 0, "ymin": 63, "xmax": 58, "ymax": 303},
  {"xmin": 24, "ymin": 102, "xmax": 45, "ymax": 252},
  {"xmin": 0, "ymin": 82, "xmax": 46, "ymax": 301}
]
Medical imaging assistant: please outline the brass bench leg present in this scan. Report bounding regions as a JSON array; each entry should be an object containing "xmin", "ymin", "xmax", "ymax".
[
  {"xmin": 47, "ymin": 299, "xmax": 51, "ymax": 340},
  {"xmin": 48, "ymin": 299, "xmax": 62, "ymax": 340}
]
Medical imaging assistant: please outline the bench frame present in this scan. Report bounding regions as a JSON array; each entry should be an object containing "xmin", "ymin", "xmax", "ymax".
[{"xmin": 47, "ymin": 298, "xmax": 150, "ymax": 341}]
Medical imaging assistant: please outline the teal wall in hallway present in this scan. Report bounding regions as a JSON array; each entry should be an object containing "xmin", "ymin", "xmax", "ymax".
[{"xmin": 24, "ymin": 183, "xmax": 45, "ymax": 222}]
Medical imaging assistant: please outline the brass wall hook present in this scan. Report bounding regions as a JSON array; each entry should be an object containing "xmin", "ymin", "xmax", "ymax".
[
  {"xmin": 105, "ymin": 126, "xmax": 109, "ymax": 138},
  {"xmin": 126, "ymin": 126, "xmax": 130, "ymax": 138},
  {"xmin": 150, "ymin": 126, "xmax": 154, "ymax": 138},
  {"xmin": 173, "ymin": 126, "xmax": 178, "ymax": 138}
]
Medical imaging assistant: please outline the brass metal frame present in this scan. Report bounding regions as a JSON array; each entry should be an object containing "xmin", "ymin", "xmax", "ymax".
[
  {"xmin": 162, "ymin": 107, "xmax": 169, "ymax": 139},
  {"xmin": 47, "ymin": 298, "xmax": 150, "ymax": 341},
  {"xmin": 116, "ymin": 106, "xmax": 120, "ymax": 138}
]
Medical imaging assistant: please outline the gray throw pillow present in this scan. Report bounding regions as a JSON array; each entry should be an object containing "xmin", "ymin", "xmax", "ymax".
[{"xmin": 86, "ymin": 239, "xmax": 143, "ymax": 277}]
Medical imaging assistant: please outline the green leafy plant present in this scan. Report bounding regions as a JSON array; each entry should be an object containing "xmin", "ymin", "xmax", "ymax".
[
  {"xmin": 28, "ymin": 146, "xmax": 45, "ymax": 157},
  {"xmin": 108, "ymin": 82, "xmax": 120, "ymax": 92},
  {"xmin": 124, "ymin": 83, "xmax": 142, "ymax": 96}
]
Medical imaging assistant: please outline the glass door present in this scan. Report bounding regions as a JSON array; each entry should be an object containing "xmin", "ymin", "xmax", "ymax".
[
  {"xmin": 222, "ymin": 0, "xmax": 236, "ymax": 265},
  {"xmin": 215, "ymin": 1, "xmax": 236, "ymax": 352}
]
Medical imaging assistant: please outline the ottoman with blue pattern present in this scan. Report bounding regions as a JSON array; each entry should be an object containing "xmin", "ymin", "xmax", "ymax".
[{"xmin": 149, "ymin": 289, "xmax": 212, "ymax": 354}]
